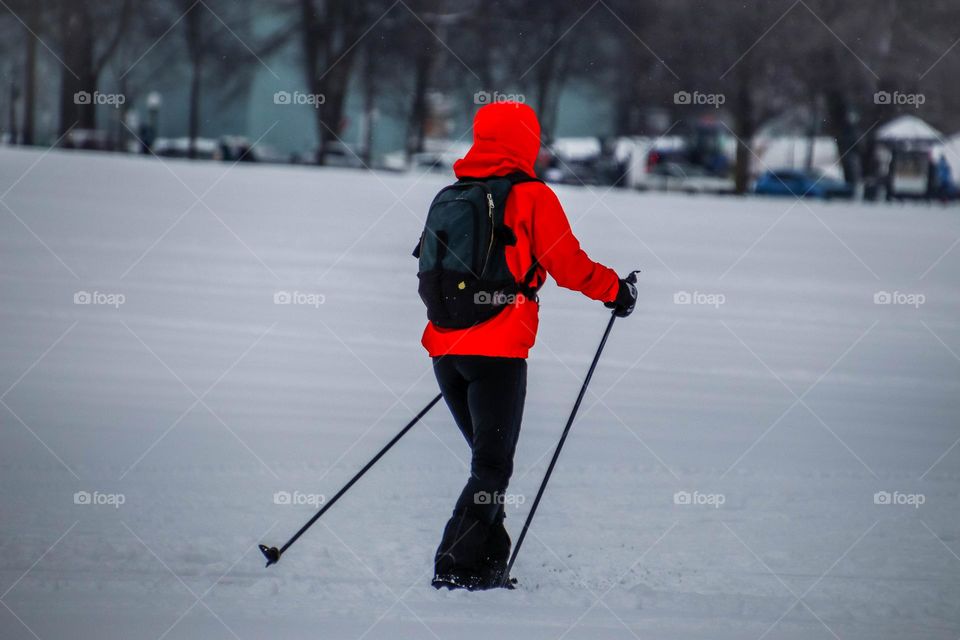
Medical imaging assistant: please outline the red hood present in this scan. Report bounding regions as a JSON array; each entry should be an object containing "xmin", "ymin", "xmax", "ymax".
[{"xmin": 454, "ymin": 102, "xmax": 541, "ymax": 179}]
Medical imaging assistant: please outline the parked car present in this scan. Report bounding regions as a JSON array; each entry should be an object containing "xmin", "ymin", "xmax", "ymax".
[
  {"xmin": 754, "ymin": 169, "xmax": 853, "ymax": 199},
  {"xmin": 219, "ymin": 136, "xmax": 257, "ymax": 162},
  {"xmin": 152, "ymin": 137, "xmax": 220, "ymax": 160},
  {"xmin": 639, "ymin": 161, "xmax": 734, "ymax": 194},
  {"xmin": 410, "ymin": 151, "xmax": 458, "ymax": 173},
  {"xmin": 291, "ymin": 142, "xmax": 367, "ymax": 167},
  {"xmin": 542, "ymin": 159, "xmax": 602, "ymax": 186},
  {"xmin": 61, "ymin": 129, "xmax": 115, "ymax": 151}
]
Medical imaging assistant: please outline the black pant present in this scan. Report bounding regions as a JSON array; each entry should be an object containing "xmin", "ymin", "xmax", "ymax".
[{"xmin": 433, "ymin": 355, "xmax": 527, "ymax": 525}]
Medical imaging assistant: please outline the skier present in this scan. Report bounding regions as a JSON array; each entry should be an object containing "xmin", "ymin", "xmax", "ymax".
[{"xmin": 418, "ymin": 101, "xmax": 637, "ymax": 590}]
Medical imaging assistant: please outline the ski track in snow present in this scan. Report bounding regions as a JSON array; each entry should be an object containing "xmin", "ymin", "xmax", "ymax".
[{"xmin": 0, "ymin": 148, "xmax": 959, "ymax": 639}]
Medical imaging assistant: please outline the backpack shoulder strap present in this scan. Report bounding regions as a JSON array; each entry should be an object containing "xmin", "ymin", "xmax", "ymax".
[
  {"xmin": 517, "ymin": 260, "xmax": 542, "ymax": 299},
  {"xmin": 505, "ymin": 171, "xmax": 543, "ymax": 185},
  {"xmin": 504, "ymin": 173, "xmax": 544, "ymax": 295}
]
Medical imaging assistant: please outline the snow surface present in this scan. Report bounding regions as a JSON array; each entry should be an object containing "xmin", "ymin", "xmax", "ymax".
[{"xmin": 1, "ymin": 147, "xmax": 959, "ymax": 639}]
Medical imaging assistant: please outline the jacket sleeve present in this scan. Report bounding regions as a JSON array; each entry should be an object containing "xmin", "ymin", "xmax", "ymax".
[{"xmin": 529, "ymin": 186, "xmax": 620, "ymax": 303}]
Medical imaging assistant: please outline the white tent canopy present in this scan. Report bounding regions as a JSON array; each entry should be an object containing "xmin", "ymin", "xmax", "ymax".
[{"xmin": 876, "ymin": 115, "xmax": 943, "ymax": 142}]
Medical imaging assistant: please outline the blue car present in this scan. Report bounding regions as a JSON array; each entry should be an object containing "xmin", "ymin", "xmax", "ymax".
[{"xmin": 754, "ymin": 169, "xmax": 853, "ymax": 199}]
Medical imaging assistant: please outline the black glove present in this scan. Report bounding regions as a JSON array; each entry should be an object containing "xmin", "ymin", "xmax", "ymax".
[{"xmin": 604, "ymin": 277, "xmax": 638, "ymax": 318}]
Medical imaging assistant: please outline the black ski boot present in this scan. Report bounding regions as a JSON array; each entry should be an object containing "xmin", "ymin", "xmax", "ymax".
[
  {"xmin": 477, "ymin": 517, "xmax": 513, "ymax": 589},
  {"xmin": 432, "ymin": 511, "xmax": 489, "ymax": 590},
  {"xmin": 432, "ymin": 511, "xmax": 518, "ymax": 590}
]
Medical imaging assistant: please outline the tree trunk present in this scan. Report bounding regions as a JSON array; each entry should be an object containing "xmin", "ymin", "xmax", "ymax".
[
  {"xmin": 474, "ymin": 9, "xmax": 494, "ymax": 89},
  {"xmin": 185, "ymin": 3, "xmax": 203, "ymax": 159},
  {"xmin": 188, "ymin": 61, "xmax": 201, "ymax": 158},
  {"xmin": 533, "ymin": 54, "xmax": 558, "ymax": 144},
  {"xmin": 733, "ymin": 77, "xmax": 755, "ymax": 195},
  {"xmin": 804, "ymin": 96, "xmax": 820, "ymax": 173},
  {"xmin": 316, "ymin": 62, "xmax": 353, "ymax": 165},
  {"xmin": 300, "ymin": 0, "xmax": 320, "ymax": 163},
  {"xmin": 58, "ymin": 0, "xmax": 97, "ymax": 134},
  {"xmin": 7, "ymin": 79, "xmax": 18, "ymax": 143},
  {"xmin": 361, "ymin": 48, "xmax": 376, "ymax": 166},
  {"xmin": 22, "ymin": 0, "xmax": 39, "ymax": 145},
  {"xmin": 406, "ymin": 47, "xmax": 432, "ymax": 160},
  {"xmin": 826, "ymin": 90, "xmax": 861, "ymax": 184}
]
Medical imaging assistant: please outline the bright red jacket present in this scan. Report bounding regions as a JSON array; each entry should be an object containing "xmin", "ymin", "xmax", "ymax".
[{"xmin": 421, "ymin": 102, "xmax": 620, "ymax": 359}]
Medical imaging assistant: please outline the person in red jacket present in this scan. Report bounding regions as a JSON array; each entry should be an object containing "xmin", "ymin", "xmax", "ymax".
[{"xmin": 428, "ymin": 101, "xmax": 637, "ymax": 590}]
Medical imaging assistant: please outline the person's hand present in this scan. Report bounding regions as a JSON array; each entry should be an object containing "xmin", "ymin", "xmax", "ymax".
[{"xmin": 604, "ymin": 275, "xmax": 638, "ymax": 318}]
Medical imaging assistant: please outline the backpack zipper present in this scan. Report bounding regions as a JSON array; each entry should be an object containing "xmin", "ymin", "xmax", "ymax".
[{"xmin": 479, "ymin": 192, "xmax": 496, "ymax": 278}]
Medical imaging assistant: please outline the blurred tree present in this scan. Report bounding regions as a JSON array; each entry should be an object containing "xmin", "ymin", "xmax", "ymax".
[
  {"xmin": 403, "ymin": 0, "xmax": 443, "ymax": 160},
  {"xmin": 356, "ymin": 11, "xmax": 408, "ymax": 163},
  {"xmin": 2, "ymin": 0, "xmax": 46, "ymax": 145},
  {"xmin": 500, "ymin": 0, "xmax": 594, "ymax": 143},
  {"xmin": 4, "ymin": 0, "xmax": 958, "ymax": 169},
  {"xmin": 54, "ymin": 0, "xmax": 132, "ymax": 135},
  {"xmin": 128, "ymin": 0, "xmax": 262, "ymax": 157},
  {"xmin": 299, "ymin": 0, "xmax": 392, "ymax": 164},
  {"xmin": 796, "ymin": 1, "xmax": 891, "ymax": 184},
  {"xmin": 652, "ymin": 0, "xmax": 807, "ymax": 193},
  {"xmin": 600, "ymin": 0, "xmax": 669, "ymax": 137},
  {"xmin": 21, "ymin": 0, "xmax": 39, "ymax": 145},
  {"xmin": 182, "ymin": 0, "xmax": 205, "ymax": 158}
]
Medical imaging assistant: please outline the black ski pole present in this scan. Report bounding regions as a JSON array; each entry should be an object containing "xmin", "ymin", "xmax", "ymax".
[
  {"xmin": 260, "ymin": 393, "xmax": 443, "ymax": 567},
  {"xmin": 504, "ymin": 271, "xmax": 638, "ymax": 585}
]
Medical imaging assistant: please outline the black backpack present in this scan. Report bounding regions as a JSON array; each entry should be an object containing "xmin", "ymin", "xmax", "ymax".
[{"xmin": 414, "ymin": 172, "xmax": 542, "ymax": 329}]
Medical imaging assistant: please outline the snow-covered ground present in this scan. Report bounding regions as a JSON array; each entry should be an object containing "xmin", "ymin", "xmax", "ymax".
[{"xmin": 1, "ymin": 147, "xmax": 959, "ymax": 639}]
